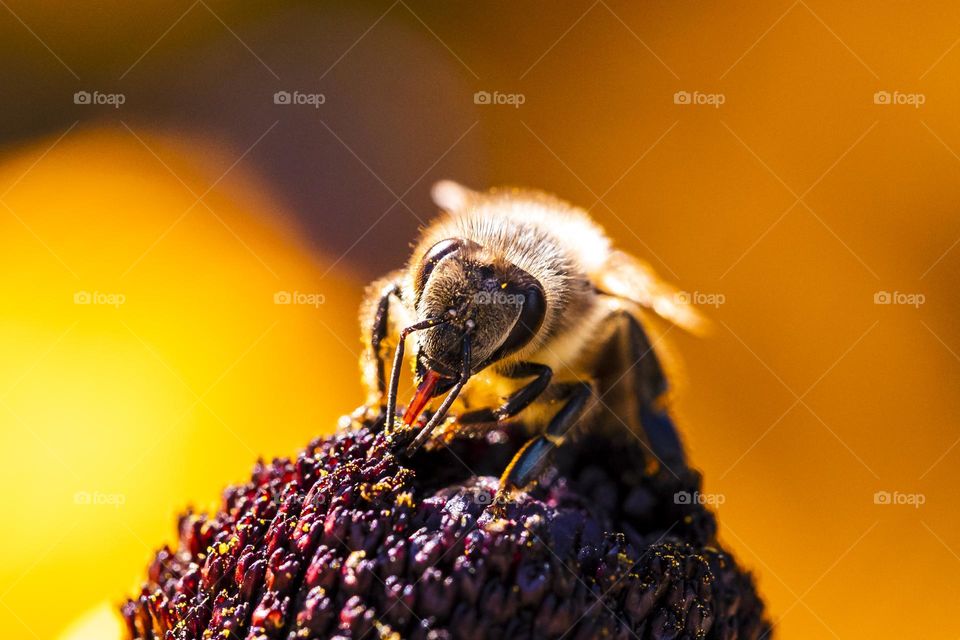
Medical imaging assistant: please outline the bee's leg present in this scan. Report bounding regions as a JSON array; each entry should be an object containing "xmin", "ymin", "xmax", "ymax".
[
  {"xmin": 369, "ymin": 283, "xmax": 402, "ymax": 397},
  {"xmin": 596, "ymin": 309, "xmax": 686, "ymax": 475},
  {"xmin": 459, "ymin": 362, "xmax": 552, "ymax": 425},
  {"xmin": 493, "ymin": 382, "xmax": 593, "ymax": 506},
  {"xmin": 403, "ymin": 335, "xmax": 472, "ymax": 455}
]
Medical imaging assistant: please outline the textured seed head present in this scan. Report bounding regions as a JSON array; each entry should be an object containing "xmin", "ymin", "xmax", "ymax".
[{"xmin": 121, "ymin": 416, "xmax": 769, "ymax": 639}]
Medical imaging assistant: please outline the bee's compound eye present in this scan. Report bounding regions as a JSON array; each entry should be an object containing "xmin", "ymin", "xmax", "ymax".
[
  {"xmin": 493, "ymin": 280, "xmax": 546, "ymax": 359},
  {"xmin": 423, "ymin": 238, "xmax": 463, "ymax": 264},
  {"xmin": 414, "ymin": 238, "xmax": 464, "ymax": 304},
  {"xmin": 414, "ymin": 238, "xmax": 484, "ymax": 305}
]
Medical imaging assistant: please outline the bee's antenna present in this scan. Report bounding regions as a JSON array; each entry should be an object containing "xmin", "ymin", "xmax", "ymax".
[
  {"xmin": 405, "ymin": 334, "xmax": 472, "ymax": 456},
  {"xmin": 384, "ymin": 317, "xmax": 447, "ymax": 434}
]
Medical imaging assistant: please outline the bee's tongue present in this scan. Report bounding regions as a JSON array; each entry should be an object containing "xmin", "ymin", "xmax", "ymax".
[{"xmin": 401, "ymin": 369, "xmax": 444, "ymax": 427}]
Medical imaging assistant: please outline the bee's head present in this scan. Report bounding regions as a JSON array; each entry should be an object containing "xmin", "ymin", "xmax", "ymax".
[{"xmin": 412, "ymin": 238, "xmax": 546, "ymax": 379}]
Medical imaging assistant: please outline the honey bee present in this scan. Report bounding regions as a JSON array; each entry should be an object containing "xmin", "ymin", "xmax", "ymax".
[{"xmin": 360, "ymin": 180, "xmax": 700, "ymax": 501}]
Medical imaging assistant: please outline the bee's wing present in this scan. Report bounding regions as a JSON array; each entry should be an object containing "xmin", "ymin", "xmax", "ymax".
[
  {"xmin": 431, "ymin": 180, "xmax": 476, "ymax": 212},
  {"xmin": 594, "ymin": 250, "xmax": 706, "ymax": 334}
]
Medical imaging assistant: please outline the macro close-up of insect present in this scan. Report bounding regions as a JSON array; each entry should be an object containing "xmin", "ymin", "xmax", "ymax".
[
  {"xmin": 11, "ymin": 3, "xmax": 960, "ymax": 637},
  {"xmin": 361, "ymin": 180, "xmax": 702, "ymax": 502}
]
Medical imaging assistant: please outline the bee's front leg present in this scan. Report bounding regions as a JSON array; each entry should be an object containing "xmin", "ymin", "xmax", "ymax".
[
  {"xmin": 459, "ymin": 362, "xmax": 553, "ymax": 424},
  {"xmin": 360, "ymin": 280, "xmax": 403, "ymax": 406},
  {"xmin": 491, "ymin": 381, "xmax": 594, "ymax": 510}
]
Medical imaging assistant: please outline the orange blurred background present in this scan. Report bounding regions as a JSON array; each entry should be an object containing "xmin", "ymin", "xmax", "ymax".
[{"xmin": 1, "ymin": 2, "xmax": 958, "ymax": 638}]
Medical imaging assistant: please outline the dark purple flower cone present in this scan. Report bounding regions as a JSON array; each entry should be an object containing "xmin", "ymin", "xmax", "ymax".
[{"xmin": 121, "ymin": 413, "xmax": 770, "ymax": 639}]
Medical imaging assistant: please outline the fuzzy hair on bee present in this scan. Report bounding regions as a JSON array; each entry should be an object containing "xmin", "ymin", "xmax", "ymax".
[{"xmin": 359, "ymin": 180, "xmax": 701, "ymax": 502}]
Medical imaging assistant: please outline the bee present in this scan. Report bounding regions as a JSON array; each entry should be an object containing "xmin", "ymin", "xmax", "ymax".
[{"xmin": 360, "ymin": 180, "xmax": 701, "ymax": 501}]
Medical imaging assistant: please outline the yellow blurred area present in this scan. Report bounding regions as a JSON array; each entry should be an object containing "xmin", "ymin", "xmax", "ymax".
[
  {"xmin": 0, "ymin": 128, "xmax": 361, "ymax": 639},
  {"xmin": 57, "ymin": 602, "xmax": 124, "ymax": 640}
]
